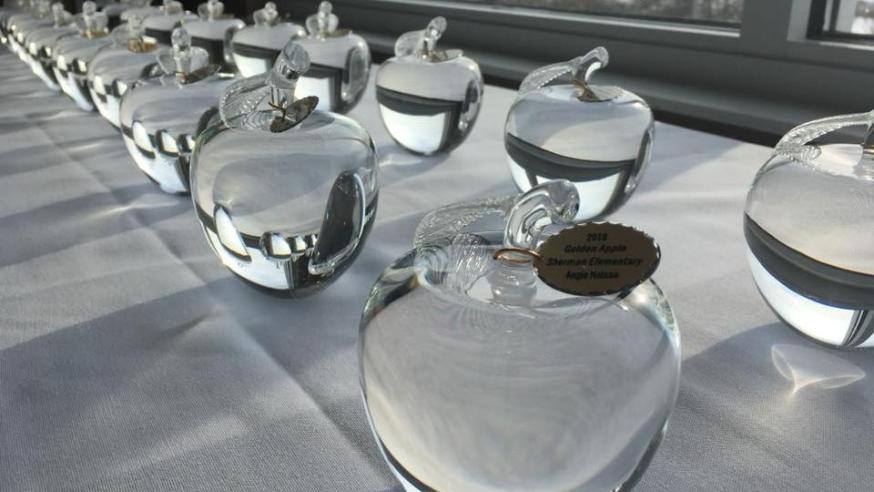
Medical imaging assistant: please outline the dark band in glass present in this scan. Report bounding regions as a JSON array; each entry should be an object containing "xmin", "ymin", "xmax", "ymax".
[
  {"xmin": 744, "ymin": 215, "xmax": 874, "ymax": 311},
  {"xmin": 376, "ymin": 86, "xmax": 464, "ymax": 153},
  {"xmin": 505, "ymin": 133, "xmax": 634, "ymax": 181}
]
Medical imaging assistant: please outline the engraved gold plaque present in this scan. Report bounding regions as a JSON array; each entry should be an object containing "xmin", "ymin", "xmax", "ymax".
[{"xmin": 533, "ymin": 222, "xmax": 660, "ymax": 296}]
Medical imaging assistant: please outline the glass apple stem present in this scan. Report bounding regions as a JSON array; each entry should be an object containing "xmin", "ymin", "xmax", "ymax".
[
  {"xmin": 776, "ymin": 110, "xmax": 874, "ymax": 152},
  {"xmin": 419, "ymin": 16, "xmax": 446, "ymax": 56},
  {"xmin": 503, "ymin": 179, "xmax": 579, "ymax": 251},
  {"xmin": 518, "ymin": 46, "xmax": 608, "ymax": 97}
]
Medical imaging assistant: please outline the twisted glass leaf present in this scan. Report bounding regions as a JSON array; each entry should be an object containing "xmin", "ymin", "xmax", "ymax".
[
  {"xmin": 776, "ymin": 111, "xmax": 874, "ymax": 153},
  {"xmin": 518, "ymin": 46, "xmax": 608, "ymax": 97}
]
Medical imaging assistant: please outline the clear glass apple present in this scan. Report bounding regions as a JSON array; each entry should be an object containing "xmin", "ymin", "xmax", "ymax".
[
  {"xmin": 0, "ymin": 0, "xmax": 30, "ymax": 45},
  {"xmin": 294, "ymin": 1, "xmax": 370, "ymax": 113},
  {"xmin": 190, "ymin": 41, "xmax": 379, "ymax": 295},
  {"xmin": 505, "ymin": 47, "xmax": 654, "ymax": 221},
  {"xmin": 120, "ymin": 27, "xmax": 235, "ymax": 194},
  {"xmin": 745, "ymin": 110, "xmax": 874, "ymax": 349},
  {"xmin": 184, "ymin": 0, "xmax": 244, "ymax": 73},
  {"xmin": 376, "ymin": 16, "xmax": 482, "ymax": 155},
  {"xmin": 22, "ymin": 2, "xmax": 73, "ymax": 91},
  {"xmin": 50, "ymin": 1, "xmax": 113, "ymax": 111},
  {"xmin": 7, "ymin": 0, "xmax": 53, "ymax": 61},
  {"xmin": 360, "ymin": 180, "xmax": 680, "ymax": 492},
  {"xmin": 231, "ymin": 1, "xmax": 305, "ymax": 77},
  {"xmin": 87, "ymin": 14, "xmax": 166, "ymax": 127}
]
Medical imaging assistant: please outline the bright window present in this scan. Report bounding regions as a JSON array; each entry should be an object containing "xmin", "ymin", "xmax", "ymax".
[
  {"xmin": 448, "ymin": 0, "xmax": 744, "ymax": 25},
  {"xmin": 817, "ymin": 0, "xmax": 874, "ymax": 37}
]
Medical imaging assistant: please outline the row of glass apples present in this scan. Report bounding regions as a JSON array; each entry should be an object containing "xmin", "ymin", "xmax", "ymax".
[
  {"xmin": 1, "ymin": 0, "xmax": 658, "ymax": 284},
  {"xmin": 1, "ymin": 3, "xmax": 683, "ymax": 490},
  {"xmin": 4, "ymin": 2, "xmax": 871, "ymax": 489}
]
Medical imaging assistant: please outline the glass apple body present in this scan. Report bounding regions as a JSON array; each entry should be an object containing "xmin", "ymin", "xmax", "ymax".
[
  {"xmin": 119, "ymin": 73, "xmax": 235, "ymax": 194},
  {"xmin": 191, "ymin": 41, "xmax": 379, "ymax": 295},
  {"xmin": 360, "ymin": 182, "xmax": 680, "ymax": 492},
  {"xmin": 505, "ymin": 48, "xmax": 654, "ymax": 221},
  {"xmin": 191, "ymin": 111, "xmax": 378, "ymax": 294},
  {"xmin": 376, "ymin": 18, "xmax": 482, "ymax": 155},
  {"xmin": 745, "ymin": 111, "xmax": 874, "ymax": 349}
]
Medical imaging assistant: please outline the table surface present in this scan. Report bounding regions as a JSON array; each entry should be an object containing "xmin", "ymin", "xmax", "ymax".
[{"xmin": 1, "ymin": 49, "xmax": 873, "ymax": 492}]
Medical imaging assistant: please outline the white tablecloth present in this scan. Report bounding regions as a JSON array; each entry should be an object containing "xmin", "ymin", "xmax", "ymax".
[{"xmin": 1, "ymin": 49, "xmax": 873, "ymax": 492}]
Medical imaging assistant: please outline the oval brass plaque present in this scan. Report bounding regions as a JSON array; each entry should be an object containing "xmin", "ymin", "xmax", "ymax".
[{"xmin": 534, "ymin": 222, "xmax": 660, "ymax": 296}]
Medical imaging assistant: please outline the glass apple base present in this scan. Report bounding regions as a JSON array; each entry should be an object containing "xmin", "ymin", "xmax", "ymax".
[
  {"xmin": 369, "ymin": 417, "xmax": 667, "ymax": 492},
  {"xmin": 195, "ymin": 200, "xmax": 377, "ymax": 295}
]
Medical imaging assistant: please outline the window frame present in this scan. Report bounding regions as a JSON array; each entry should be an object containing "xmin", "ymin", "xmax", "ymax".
[{"xmin": 808, "ymin": 0, "xmax": 874, "ymax": 44}]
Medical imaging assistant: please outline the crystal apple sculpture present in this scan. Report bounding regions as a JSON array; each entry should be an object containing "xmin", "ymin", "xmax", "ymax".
[
  {"xmin": 120, "ymin": 27, "xmax": 235, "ymax": 194},
  {"xmin": 22, "ymin": 2, "xmax": 73, "ymax": 91},
  {"xmin": 230, "ymin": 2, "xmax": 305, "ymax": 77},
  {"xmin": 294, "ymin": 1, "xmax": 370, "ymax": 113},
  {"xmin": 360, "ymin": 180, "xmax": 680, "ymax": 491},
  {"xmin": 50, "ymin": 1, "xmax": 113, "ymax": 111},
  {"xmin": 190, "ymin": 41, "xmax": 379, "ymax": 295},
  {"xmin": 505, "ymin": 47, "xmax": 654, "ymax": 221},
  {"xmin": 375, "ymin": 17, "xmax": 482, "ymax": 155},
  {"xmin": 87, "ymin": 14, "xmax": 166, "ymax": 127},
  {"xmin": 745, "ymin": 110, "xmax": 874, "ymax": 349},
  {"xmin": 184, "ymin": 0, "xmax": 244, "ymax": 73}
]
